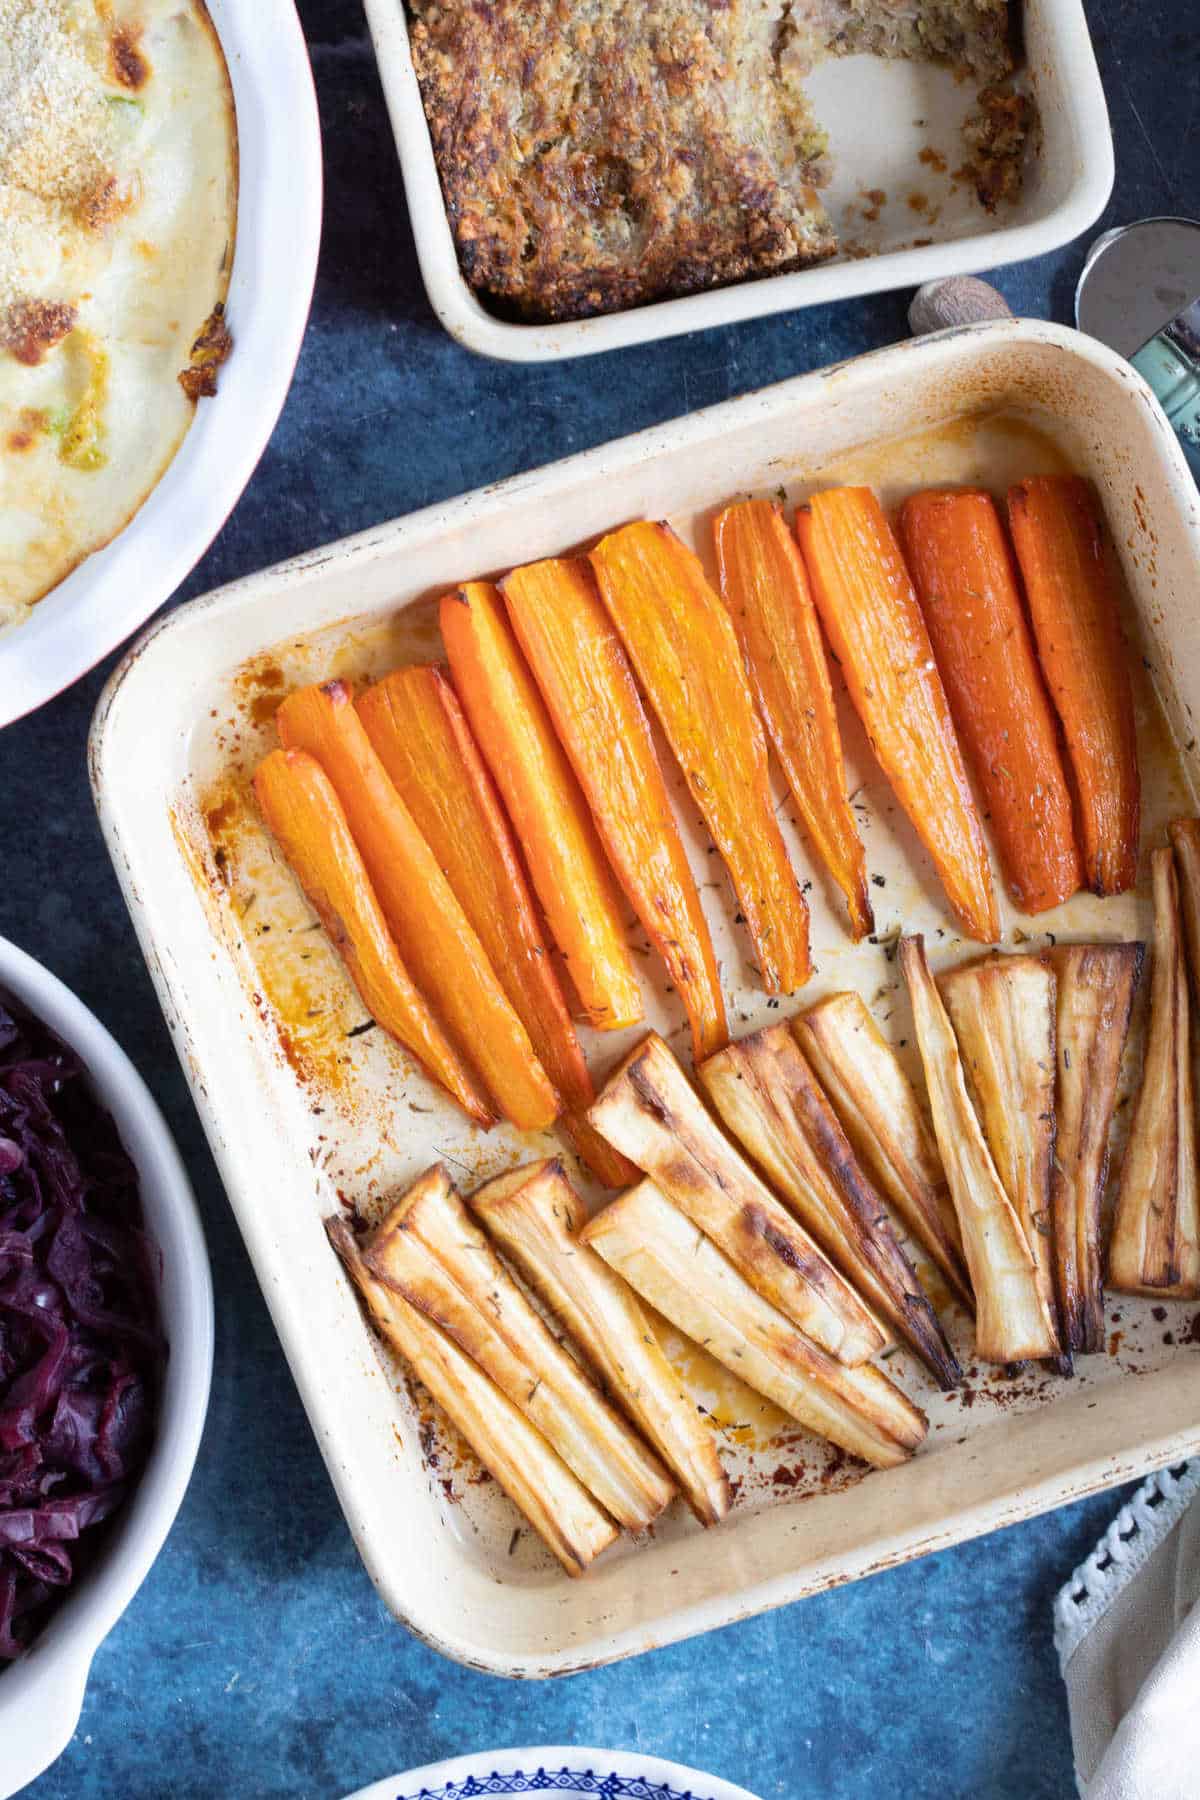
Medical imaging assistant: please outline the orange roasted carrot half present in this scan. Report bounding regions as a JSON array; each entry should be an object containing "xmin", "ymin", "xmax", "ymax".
[
  {"xmin": 252, "ymin": 748, "xmax": 493, "ymax": 1127},
  {"xmin": 714, "ymin": 499, "xmax": 873, "ymax": 941},
  {"xmin": 899, "ymin": 487, "xmax": 1083, "ymax": 915},
  {"xmin": 357, "ymin": 666, "xmax": 634, "ymax": 1188},
  {"xmin": 796, "ymin": 488, "xmax": 999, "ymax": 944},
  {"xmin": 276, "ymin": 681, "xmax": 558, "ymax": 1134},
  {"xmin": 590, "ymin": 521, "xmax": 811, "ymax": 995},
  {"xmin": 503, "ymin": 555, "xmax": 728, "ymax": 1061},
  {"xmin": 1007, "ymin": 475, "xmax": 1140, "ymax": 897},
  {"xmin": 440, "ymin": 581, "xmax": 643, "ymax": 1033}
]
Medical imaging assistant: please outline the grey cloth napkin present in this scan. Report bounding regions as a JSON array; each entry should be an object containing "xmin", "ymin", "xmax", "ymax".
[{"xmin": 1055, "ymin": 1461, "xmax": 1200, "ymax": 1799}]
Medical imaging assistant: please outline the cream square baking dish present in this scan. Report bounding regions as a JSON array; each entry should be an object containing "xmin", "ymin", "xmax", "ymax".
[
  {"xmin": 361, "ymin": 0, "xmax": 1114, "ymax": 361},
  {"xmin": 90, "ymin": 321, "xmax": 1200, "ymax": 1675}
]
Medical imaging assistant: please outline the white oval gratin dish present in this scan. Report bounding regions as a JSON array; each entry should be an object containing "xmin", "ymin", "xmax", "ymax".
[
  {"xmin": 0, "ymin": 937, "xmax": 213, "ymax": 1800},
  {"xmin": 362, "ymin": 0, "xmax": 1113, "ymax": 361},
  {"xmin": 0, "ymin": 0, "xmax": 323, "ymax": 730},
  {"xmin": 90, "ymin": 321, "xmax": 1200, "ymax": 1677}
]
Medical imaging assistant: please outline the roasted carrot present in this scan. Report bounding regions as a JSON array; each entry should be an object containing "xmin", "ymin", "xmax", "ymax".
[
  {"xmin": 503, "ymin": 555, "xmax": 727, "ymax": 1060},
  {"xmin": 1007, "ymin": 476, "xmax": 1140, "ymax": 897},
  {"xmin": 590, "ymin": 521, "xmax": 811, "ymax": 994},
  {"xmin": 440, "ymin": 582, "xmax": 643, "ymax": 1033},
  {"xmin": 899, "ymin": 488, "xmax": 1082, "ymax": 915},
  {"xmin": 796, "ymin": 489, "xmax": 999, "ymax": 943},
  {"xmin": 276, "ymin": 681, "xmax": 558, "ymax": 1134},
  {"xmin": 252, "ymin": 748, "xmax": 493, "ymax": 1126},
  {"xmin": 714, "ymin": 499, "xmax": 873, "ymax": 940},
  {"xmin": 356, "ymin": 666, "xmax": 633, "ymax": 1187}
]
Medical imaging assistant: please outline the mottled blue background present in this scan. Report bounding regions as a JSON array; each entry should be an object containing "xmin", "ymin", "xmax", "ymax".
[{"xmin": 3, "ymin": 2, "xmax": 1198, "ymax": 1795}]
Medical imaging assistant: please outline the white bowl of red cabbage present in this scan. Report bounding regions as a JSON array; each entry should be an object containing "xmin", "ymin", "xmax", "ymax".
[{"xmin": 0, "ymin": 936, "xmax": 212, "ymax": 1798}]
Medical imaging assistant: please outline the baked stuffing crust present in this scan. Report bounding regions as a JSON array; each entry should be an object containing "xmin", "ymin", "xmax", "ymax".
[
  {"xmin": 408, "ymin": 0, "xmax": 837, "ymax": 322},
  {"xmin": 408, "ymin": 0, "xmax": 1015, "ymax": 324}
]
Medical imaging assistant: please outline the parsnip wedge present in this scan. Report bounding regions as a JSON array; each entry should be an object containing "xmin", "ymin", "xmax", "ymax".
[
  {"xmin": 795, "ymin": 994, "xmax": 973, "ymax": 1310},
  {"xmin": 698, "ymin": 1027, "xmax": 961, "ymax": 1389},
  {"xmin": 1167, "ymin": 819, "xmax": 1200, "ymax": 1009},
  {"xmin": 472, "ymin": 1158, "xmax": 730, "ymax": 1526},
  {"xmin": 588, "ymin": 1032, "xmax": 885, "ymax": 1367},
  {"xmin": 939, "ymin": 955, "xmax": 1067, "ymax": 1370},
  {"xmin": 900, "ymin": 937, "xmax": 1058, "ymax": 1363},
  {"xmin": 582, "ymin": 1182, "xmax": 927, "ymax": 1469},
  {"xmin": 326, "ymin": 1215, "xmax": 617, "ymax": 1577},
  {"xmin": 1110, "ymin": 851, "xmax": 1200, "ymax": 1299},
  {"xmin": 365, "ymin": 1168, "xmax": 675, "ymax": 1533},
  {"xmin": 1048, "ymin": 942, "xmax": 1143, "ymax": 1351}
]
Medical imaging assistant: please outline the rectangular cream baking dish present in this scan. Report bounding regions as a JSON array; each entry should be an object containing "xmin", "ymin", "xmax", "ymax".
[
  {"xmin": 90, "ymin": 321, "xmax": 1200, "ymax": 1675},
  {"xmin": 362, "ymin": 0, "xmax": 1114, "ymax": 361}
]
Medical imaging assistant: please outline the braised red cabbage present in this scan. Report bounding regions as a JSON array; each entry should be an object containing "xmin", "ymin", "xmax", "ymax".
[{"xmin": 0, "ymin": 995, "xmax": 164, "ymax": 1660}]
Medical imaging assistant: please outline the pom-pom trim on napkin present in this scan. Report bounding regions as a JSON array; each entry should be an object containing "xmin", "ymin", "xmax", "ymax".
[{"xmin": 1054, "ymin": 1461, "xmax": 1200, "ymax": 1669}]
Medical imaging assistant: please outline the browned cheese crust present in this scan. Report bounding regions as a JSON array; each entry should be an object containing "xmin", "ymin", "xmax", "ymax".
[{"xmin": 407, "ymin": 0, "xmax": 840, "ymax": 322}]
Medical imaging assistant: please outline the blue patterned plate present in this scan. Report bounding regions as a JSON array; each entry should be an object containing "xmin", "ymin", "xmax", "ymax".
[{"xmin": 342, "ymin": 1746, "xmax": 763, "ymax": 1800}]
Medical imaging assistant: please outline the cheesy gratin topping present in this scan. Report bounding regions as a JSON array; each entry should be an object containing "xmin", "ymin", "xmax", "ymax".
[{"xmin": 0, "ymin": 0, "xmax": 237, "ymax": 630}]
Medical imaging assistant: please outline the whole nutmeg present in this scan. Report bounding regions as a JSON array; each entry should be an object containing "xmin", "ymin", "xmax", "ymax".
[{"xmin": 908, "ymin": 277, "xmax": 1014, "ymax": 336}]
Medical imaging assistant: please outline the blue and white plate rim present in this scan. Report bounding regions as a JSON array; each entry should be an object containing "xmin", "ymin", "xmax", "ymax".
[{"xmin": 341, "ymin": 1746, "xmax": 763, "ymax": 1800}]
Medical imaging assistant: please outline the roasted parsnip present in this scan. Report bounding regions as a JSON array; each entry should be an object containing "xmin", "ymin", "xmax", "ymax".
[
  {"xmin": 900, "ymin": 937, "xmax": 1058, "ymax": 1363},
  {"xmin": 582, "ymin": 1182, "xmax": 927, "ymax": 1470},
  {"xmin": 1110, "ymin": 850, "xmax": 1200, "ymax": 1299},
  {"xmin": 1048, "ymin": 942, "xmax": 1143, "ymax": 1353},
  {"xmin": 1167, "ymin": 819, "xmax": 1200, "ymax": 1009},
  {"xmin": 326, "ymin": 1215, "xmax": 617, "ymax": 1577},
  {"xmin": 588, "ymin": 1032, "xmax": 885, "ymax": 1367},
  {"xmin": 366, "ymin": 1167, "xmax": 675, "ymax": 1533},
  {"xmin": 794, "ymin": 994, "xmax": 973, "ymax": 1310},
  {"xmin": 471, "ymin": 1159, "xmax": 731, "ymax": 1526},
  {"xmin": 698, "ymin": 1027, "xmax": 961, "ymax": 1388},
  {"xmin": 939, "ymin": 955, "xmax": 1067, "ymax": 1371}
]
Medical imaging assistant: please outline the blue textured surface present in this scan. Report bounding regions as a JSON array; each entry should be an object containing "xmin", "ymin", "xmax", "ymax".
[{"xmin": 2, "ymin": 2, "xmax": 1198, "ymax": 1795}]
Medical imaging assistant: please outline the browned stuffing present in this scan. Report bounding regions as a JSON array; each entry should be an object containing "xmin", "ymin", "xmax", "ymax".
[
  {"xmin": 408, "ymin": 0, "xmax": 1022, "ymax": 322},
  {"xmin": 963, "ymin": 82, "xmax": 1034, "ymax": 212},
  {"xmin": 804, "ymin": 0, "xmax": 1013, "ymax": 75},
  {"xmin": 407, "ymin": 0, "xmax": 839, "ymax": 322}
]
